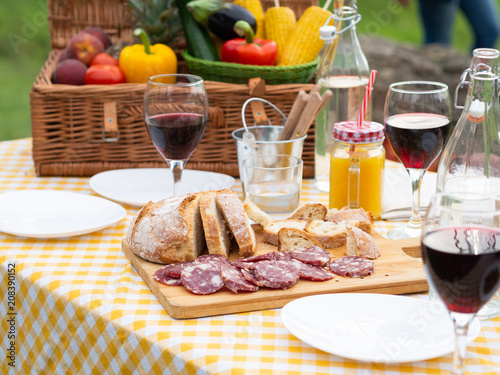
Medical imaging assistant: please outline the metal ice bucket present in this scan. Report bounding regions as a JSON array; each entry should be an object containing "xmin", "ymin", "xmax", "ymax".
[{"xmin": 231, "ymin": 98, "xmax": 306, "ymax": 179}]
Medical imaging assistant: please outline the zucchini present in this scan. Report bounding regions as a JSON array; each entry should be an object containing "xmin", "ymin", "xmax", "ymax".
[{"xmin": 174, "ymin": 0, "xmax": 219, "ymax": 61}]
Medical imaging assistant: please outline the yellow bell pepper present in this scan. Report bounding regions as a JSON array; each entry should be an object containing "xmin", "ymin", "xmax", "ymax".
[{"xmin": 119, "ymin": 28, "xmax": 177, "ymax": 83}]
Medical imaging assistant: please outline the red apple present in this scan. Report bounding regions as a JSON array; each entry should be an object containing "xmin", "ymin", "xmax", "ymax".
[
  {"xmin": 67, "ymin": 32, "xmax": 105, "ymax": 66},
  {"xmin": 83, "ymin": 26, "xmax": 112, "ymax": 50},
  {"xmin": 53, "ymin": 59, "xmax": 87, "ymax": 85}
]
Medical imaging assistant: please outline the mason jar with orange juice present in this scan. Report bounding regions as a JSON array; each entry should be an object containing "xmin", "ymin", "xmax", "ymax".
[{"xmin": 329, "ymin": 121, "xmax": 385, "ymax": 218}]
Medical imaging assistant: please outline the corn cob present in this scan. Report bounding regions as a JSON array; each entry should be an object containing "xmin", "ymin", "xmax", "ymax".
[
  {"xmin": 264, "ymin": 6, "xmax": 296, "ymax": 62},
  {"xmin": 233, "ymin": 0, "xmax": 265, "ymax": 39},
  {"xmin": 278, "ymin": 5, "xmax": 332, "ymax": 66}
]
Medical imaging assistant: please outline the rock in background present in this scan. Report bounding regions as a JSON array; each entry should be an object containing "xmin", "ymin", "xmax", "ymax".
[{"xmin": 360, "ymin": 35, "xmax": 471, "ymax": 125}]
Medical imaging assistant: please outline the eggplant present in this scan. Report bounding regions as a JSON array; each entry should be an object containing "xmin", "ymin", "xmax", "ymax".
[{"xmin": 208, "ymin": 5, "xmax": 256, "ymax": 41}]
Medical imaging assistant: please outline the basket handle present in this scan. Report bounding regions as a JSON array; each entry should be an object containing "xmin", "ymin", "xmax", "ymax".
[{"xmin": 241, "ymin": 98, "xmax": 287, "ymax": 133}]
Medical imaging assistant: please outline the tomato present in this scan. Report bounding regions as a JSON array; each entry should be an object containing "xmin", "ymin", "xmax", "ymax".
[
  {"xmin": 85, "ymin": 65, "xmax": 126, "ymax": 84},
  {"xmin": 90, "ymin": 53, "xmax": 119, "ymax": 66}
]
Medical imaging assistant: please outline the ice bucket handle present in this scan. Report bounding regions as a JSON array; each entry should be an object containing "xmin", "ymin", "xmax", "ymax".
[{"xmin": 241, "ymin": 98, "xmax": 287, "ymax": 134}]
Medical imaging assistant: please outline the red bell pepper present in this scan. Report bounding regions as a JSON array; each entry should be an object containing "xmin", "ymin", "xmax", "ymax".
[{"xmin": 221, "ymin": 20, "xmax": 277, "ymax": 66}]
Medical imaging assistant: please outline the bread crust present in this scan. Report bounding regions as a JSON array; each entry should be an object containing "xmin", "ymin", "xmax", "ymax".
[
  {"xmin": 289, "ymin": 203, "xmax": 328, "ymax": 221},
  {"xmin": 346, "ymin": 225, "xmax": 381, "ymax": 259},
  {"xmin": 216, "ymin": 189, "xmax": 256, "ymax": 257},
  {"xmin": 127, "ymin": 193, "xmax": 205, "ymax": 264},
  {"xmin": 263, "ymin": 219, "xmax": 307, "ymax": 246},
  {"xmin": 277, "ymin": 227, "xmax": 322, "ymax": 252},
  {"xmin": 200, "ymin": 191, "xmax": 232, "ymax": 257},
  {"xmin": 326, "ymin": 207, "xmax": 375, "ymax": 233}
]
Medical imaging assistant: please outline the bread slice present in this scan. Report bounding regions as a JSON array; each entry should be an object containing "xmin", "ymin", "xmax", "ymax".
[
  {"xmin": 200, "ymin": 191, "xmax": 233, "ymax": 258},
  {"xmin": 277, "ymin": 227, "xmax": 322, "ymax": 252},
  {"xmin": 304, "ymin": 220, "xmax": 351, "ymax": 248},
  {"xmin": 326, "ymin": 207, "xmax": 375, "ymax": 233},
  {"xmin": 215, "ymin": 189, "xmax": 257, "ymax": 258},
  {"xmin": 289, "ymin": 203, "xmax": 328, "ymax": 221},
  {"xmin": 243, "ymin": 200, "xmax": 273, "ymax": 226},
  {"xmin": 346, "ymin": 225, "xmax": 381, "ymax": 259},
  {"xmin": 262, "ymin": 219, "xmax": 307, "ymax": 246},
  {"xmin": 127, "ymin": 192, "xmax": 206, "ymax": 264}
]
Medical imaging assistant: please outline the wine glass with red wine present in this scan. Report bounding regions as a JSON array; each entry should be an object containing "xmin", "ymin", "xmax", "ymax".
[
  {"xmin": 422, "ymin": 192, "xmax": 500, "ymax": 375},
  {"xmin": 144, "ymin": 74, "xmax": 208, "ymax": 197},
  {"xmin": 384, "ymin": 81, "xmax": 452, "ymax": 239}
]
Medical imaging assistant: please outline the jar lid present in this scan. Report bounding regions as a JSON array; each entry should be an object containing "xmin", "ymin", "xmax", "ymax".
[{"xmin": 332, "ymin": 121, "xmax": 385, "ymax": 143}]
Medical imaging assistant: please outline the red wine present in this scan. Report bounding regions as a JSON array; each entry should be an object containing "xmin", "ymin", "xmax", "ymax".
[
  {"xmin": 146, "ymin": 113, "xmax": 206, "ymax": 160},
  {"xmin": 385, "ymin": 113, "xmax": 451, "ymax": 169},
  {"xmin": 422, "ymin": 226, "xmax": 500, "ymax": 313}
]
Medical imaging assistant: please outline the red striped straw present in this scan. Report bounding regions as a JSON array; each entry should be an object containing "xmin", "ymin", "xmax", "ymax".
[{"xmin": 357, "ymin": 70, "xmax": 377, "ymax": 127}]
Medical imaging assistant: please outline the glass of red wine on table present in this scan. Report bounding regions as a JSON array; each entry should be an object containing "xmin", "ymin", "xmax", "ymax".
[
  {"xmin": 144, "ymin": 74, "xmax": 208, "ymax": 197},
  {"xmin": 421, "ymin": 192, "xmax": 500, "ymax": 375},
  {"xmin": 384, "ymin": 81, "xmax": 452, "ymax": 240}
]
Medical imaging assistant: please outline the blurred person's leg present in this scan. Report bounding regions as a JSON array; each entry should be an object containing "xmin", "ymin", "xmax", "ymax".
[
  {"xmin": 459, "ymin": 0, "xmax": 500, "ymax": 50},
  {"xmin": 418, "ymin": 0, "xmax": 458, "ymax": 46}
]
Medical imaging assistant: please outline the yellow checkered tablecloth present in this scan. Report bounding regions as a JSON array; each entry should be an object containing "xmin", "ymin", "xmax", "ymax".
[{"xmin": 1, "ymin": 139, "xmax": 499, "ymax": 375}]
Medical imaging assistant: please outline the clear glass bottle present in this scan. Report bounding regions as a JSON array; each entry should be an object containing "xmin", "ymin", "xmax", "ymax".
[
  {"xmin": 315, "ymin": 0, "xmax": 370, "ymax": 192},
  {"xmin": 329, "ymin": 121, "xmax": 385, "ymax": 219},
  {"xmin": 436, "ymin": 48, "xmax": 500, "ymax": 319}
]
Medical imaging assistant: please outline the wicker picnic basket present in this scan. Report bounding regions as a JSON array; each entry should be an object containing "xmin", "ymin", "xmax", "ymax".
[{"xmin": 30, "ymin": 0, "xmax": 318, "ymax": 177}]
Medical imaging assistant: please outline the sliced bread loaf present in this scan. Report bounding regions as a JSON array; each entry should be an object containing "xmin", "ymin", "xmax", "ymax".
[
  {"xmin": 263, "ymin": 219, "xmax": 307, "ymax": 246},
  {"xmin": 200, "ymin": 191, "xmax": 233, "ymax": 258},
  {"xmin": 277, "ymin": 227, "xmax": 322, "ymax": 252},
  {"xmin": 216, "ymin": 189, "xmax": 257, "ymax": 257},
  {"xmin": 127, "ymin": 193, "xmax": 206, "ymax": 264}
]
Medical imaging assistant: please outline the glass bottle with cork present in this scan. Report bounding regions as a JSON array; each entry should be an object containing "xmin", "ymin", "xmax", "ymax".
[
  {"xmin": 315, "ymin": 0, "xmax": 371, "ymax": 192},
  {"xmin": 436, "ymin": 48, "xmax": 500, "ymax": 320}
]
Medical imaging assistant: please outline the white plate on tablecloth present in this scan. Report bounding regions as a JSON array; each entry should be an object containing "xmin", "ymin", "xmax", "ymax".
[
  {"xmin": 281, "ymin": 293, "xmax": 481, "ymax": 364},
  {"xmin": 89, "ymin": 168, "xmax": 235, "ymax": 207},
  {"xmin": 0, "ymin": 190, "xmax": 126, "ymax": 238}
]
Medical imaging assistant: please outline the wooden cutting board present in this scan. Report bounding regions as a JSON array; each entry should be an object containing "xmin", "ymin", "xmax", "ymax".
[{"xmin": 122, "ymin": 229, "xmax": 428, "ymax": 319}]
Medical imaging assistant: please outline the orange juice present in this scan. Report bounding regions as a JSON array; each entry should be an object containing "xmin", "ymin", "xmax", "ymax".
[{"xmin": 329, "ymin": 142, "xmax": 385, "ymax": 218}]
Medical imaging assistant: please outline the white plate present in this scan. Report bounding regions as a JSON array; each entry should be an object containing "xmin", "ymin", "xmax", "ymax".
[
  {"xmin": 89, "ymin": 168, "xmax": 236, "ymax": 207},
  {"xmin": 281, "ymin": 293, "xmax": 481, "ymax": 364},
  {"xmin": 0, "ymin": 190, "xmax": 127, "ymax": 238}
]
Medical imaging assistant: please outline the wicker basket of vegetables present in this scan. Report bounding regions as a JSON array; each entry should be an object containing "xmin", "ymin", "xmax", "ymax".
[
  {"xmin": 30, "ymin": 0, "xmax": 323, "ymax": 177},
  {"xmin": 178, "ymin": 0, "xmax": 332, "ymax": 84}
]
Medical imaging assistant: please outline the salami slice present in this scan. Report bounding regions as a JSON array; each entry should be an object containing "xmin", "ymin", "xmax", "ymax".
[
  {"xmin": 276, "ymin": 251, "xmax": 293, "ymax": 262},
  {"xmin": 292, "ymin": 259, "xmax": 334, "ymax": 281},
  {"xmin": 254, "ymin": 260, "xmax": 300, "ymax": 290},
  {"xmin": 232, "ymin": 260, "xmax": 258, "ymax": 270},
  {"xmin": 154, "ymin": 272, "xmax": 183, "ymax": 286},
  {"xmin": 289, "ymin": 246, "xmax": 331, "ymax": 266},
  {"xmin": 329, "ymin": 256, "xmax": 375, "ymax": 278},
  {"xmin": 156, "ymin": 261, "xmax": 195, "ymax": 279},
  {"xmin": 220, "ymin": 263, "xmax": 259, "ymax": 293},
  {"xmin": 181, "ymin": 263, "xmax": 224, "ymax": 295},
  {"xmin": 195, "ymin": 254, "xmax": 231, "ymax": 272},
  {"xmin": 241, "ymin": 268, "xmax": 263, "ymax": 286},
  {"xmin": 239, "ymin": 251, "xmax": 278, "ymax": 262}
]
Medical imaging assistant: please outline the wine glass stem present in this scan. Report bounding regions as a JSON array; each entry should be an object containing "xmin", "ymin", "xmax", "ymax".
[
  {"xmin": 407, "ymin": 168, "xmax": 425, "ymax": 230},
  {"xmin": 169, "ymin": 160, "xmax": 185, "ymax": 196},
  {"xmin": 450, "ymin": 312, "xmax": 474, "ymax": 375}
]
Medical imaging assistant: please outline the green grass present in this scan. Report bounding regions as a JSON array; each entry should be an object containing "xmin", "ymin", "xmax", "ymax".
[{"xmin": 0, "ymin": 0, "xmax": 498, "ymax": 141}]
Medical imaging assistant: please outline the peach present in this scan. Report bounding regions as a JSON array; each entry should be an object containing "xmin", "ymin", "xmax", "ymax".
[
  {"xmin": 67, "ymin": 32, "xmax": 105, "ymax": 66},
  {"xmin": 83, "ymin": 26, "xmax": 112, "ymax": 50},
  {"xmin": 53, "ymin": 59, "xmax": 87, "ymax": 85}
]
